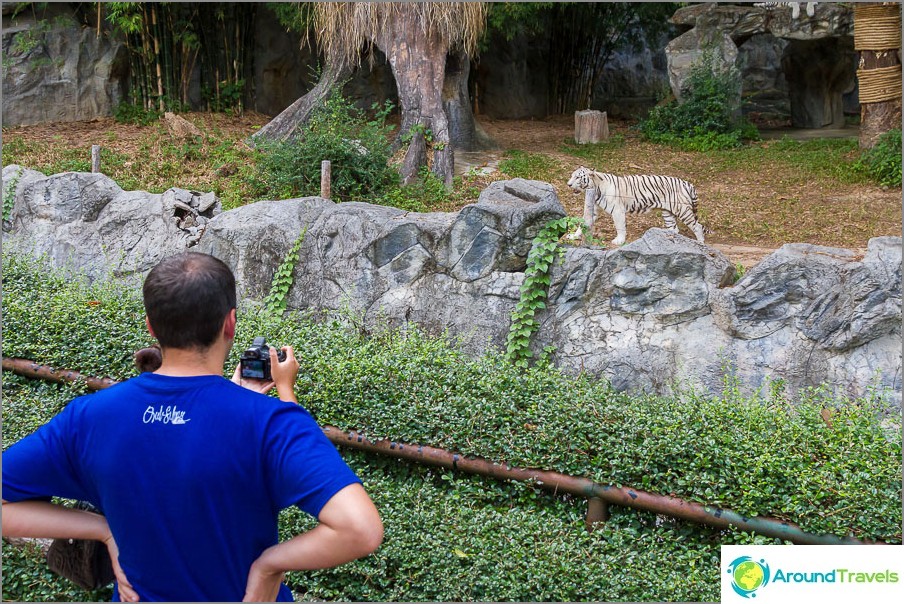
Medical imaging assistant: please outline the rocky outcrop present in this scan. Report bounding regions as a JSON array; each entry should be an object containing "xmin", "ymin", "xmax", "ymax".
[
  {"xmin": 1, "ymin": 165, "xmax": 221, "ymax": 278},
  {"xmin": 3, "ymin": 168, "xmax": 899, "ymax": 406},
  {"xmin": 1, "ymin": 4, "xmax": 128, "ymax": 127},
  {"xmin": 666, "ymin": 3, "xmax": 856, "ymax": 128}
]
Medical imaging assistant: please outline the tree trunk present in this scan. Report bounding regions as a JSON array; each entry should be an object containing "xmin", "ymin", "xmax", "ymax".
[
  {"xmin": 858, "ymin": 49, "xmax": 902, "ymax": 148},
  {"xmin": 250, "ymin": 60, "xmax": 353, "ymax": 145},
  {"xmin": 443, "ymin": 51, "xmax": 496, "ymax": 152},
  {"xmin": 854, "ymin": 3, "xmax": 902, "ymax": 148},
  {"xmin": 372, "ymin": 6, "xmax": 453, "ymax": 187}
]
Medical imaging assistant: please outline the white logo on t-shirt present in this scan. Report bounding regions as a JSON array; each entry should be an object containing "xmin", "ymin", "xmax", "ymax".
[{"xmin": 143, "ymin": 405, "xmax": 191, "ymax": 425}]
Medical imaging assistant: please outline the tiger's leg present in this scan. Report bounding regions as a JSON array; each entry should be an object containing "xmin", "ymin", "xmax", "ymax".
[
  {"xmin": 676, "ymin": 207, "xmax": 706, "ymax": 243},
  {"xmin": 662, "ymin": 210, "xmax": 679, "ymax": 233},
  {"xmin": 611, "ymin": 206, "xmax": 627, "ymax": 246},
  {"xmin": 692, "ymin": 223, "xmax": 705, "ymax": 243}
]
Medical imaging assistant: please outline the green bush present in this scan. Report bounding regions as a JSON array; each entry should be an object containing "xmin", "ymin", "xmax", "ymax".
[
  {"xmin": 639, "ymin": 48, "xmax": 759, "ymax": 150},
  {"xmin": 855, "ymin": 128, "xmax": 902, "ymax": 188},
  {"xmin": 113, "ymin": 101, "xmax": 163, "ymax": 126},
  {"xmin": 378, "ymin": 167, "xmax": 448, "ymax": 213},
  {"xmin": 2, "ymin": 251, "xmax": 901, "ymax": 601},
  {"xmin": 253, "ymin": 95, "xmax": 399, "ymax": 203}
]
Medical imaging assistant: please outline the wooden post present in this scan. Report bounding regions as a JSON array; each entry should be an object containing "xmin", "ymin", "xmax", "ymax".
[
  {"xmin": 320, "ymin": 160, "xmax": 331, "ymax": 200},
  {"xmin": 574, "ymin": 110, "xmax": 609, "ymax": 144},
  {"xmin": 91, "ymin": 145, "xmax": 101, "ymax": 173},
  {"xmin": 584, "ymin": 497, "xmax": 610, "ymax": 532}
]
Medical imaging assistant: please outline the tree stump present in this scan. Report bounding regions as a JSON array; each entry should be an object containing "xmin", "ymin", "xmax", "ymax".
[{"xmin": 574, "ymin": 110, "xmax": 609, "ymax": 144}]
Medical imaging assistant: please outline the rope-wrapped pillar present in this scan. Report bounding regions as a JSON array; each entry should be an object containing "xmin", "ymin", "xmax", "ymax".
[{"xmin": 854, "ymin": 3, "xmax": 902, "ymax": 148}]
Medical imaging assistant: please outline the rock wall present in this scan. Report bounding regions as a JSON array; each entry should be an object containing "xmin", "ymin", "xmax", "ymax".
[
  {"xmin": 3, "ymin": 166, "xmax": 900, "ymax": 407},
  {"xmin": 1, "ymin": 4, "xmax": 128, "ymax": 127}
]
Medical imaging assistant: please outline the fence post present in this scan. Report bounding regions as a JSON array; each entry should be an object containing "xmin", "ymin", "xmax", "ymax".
[
  {"xmin": 91, "ymin": 145, "xmax": 101, "ymax": 173},
  {"xmin": 320, "ymin": 160, "xmax": 331, "ymax": 200}
]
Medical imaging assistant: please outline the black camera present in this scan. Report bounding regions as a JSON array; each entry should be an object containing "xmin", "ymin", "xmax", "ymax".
[{"xmin": 239, "ymin": 337, "xmax": 287, "ymax": 381}]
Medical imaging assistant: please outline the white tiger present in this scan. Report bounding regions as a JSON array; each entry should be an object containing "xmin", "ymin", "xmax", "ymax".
[
  {"xmin": 566, "ymin": 166, "xmax": 708, "ymax": 246},
  {"xmin": 753, "ymin": 2, "xmax": 817, "ymax": 19}
]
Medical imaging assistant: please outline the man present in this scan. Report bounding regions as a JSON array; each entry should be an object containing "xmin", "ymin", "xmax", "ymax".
[{"xmin": 2, "ymin": 252, "xmax": 383, "ymax": 602}]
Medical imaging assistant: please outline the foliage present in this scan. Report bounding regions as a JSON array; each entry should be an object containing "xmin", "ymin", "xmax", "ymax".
[
  {"xmin": 3, "ymin": 165, "xmax": 24, "ymax": 222},
  {"xmin": 639, "ymin": 47, "xmax": 759, "ymax": 151},
  {"xmin": 733, "ymin": 262, "xmax": 747, "ymax": 284},
  {"xmin": 854, "ymin": 128, "xmax": 902, "ymax": 188},
  {"xmin": 506, "ymin": 216, "xmax": 587, "ymax": 368},
  {"xmin": 263, "ymin": 227, "xmax": 307, "ymax": 315},
  {"xmin": 106, "ymin": 2, "xmax": 254, "ymax": 113},
  {"xmin": 113, "ymin": 100, "xmax": 162, "ymax": 126},
  {"xmin": 1, "ymin": 251, "xmax": 901, "ymax": 601},
  {"xmin": 253, "ymin": 95, "xmax": 398, "ymax": 203}
]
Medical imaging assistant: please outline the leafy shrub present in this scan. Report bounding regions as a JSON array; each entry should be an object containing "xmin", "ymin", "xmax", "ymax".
[
  {"xmin": 855, "ymin": 128, "xmax": 902, "ymax": 188},
  {"xmin": 639, "ymin": 48, "xmax": 759, "ymax": 150},
  {"xmin": 253, "ymin": 95, "xmax": 398, "ymax": 203},
  {"xmin": 2, "ymin": 251, "xmax": 901, "ymax": 601},
  {"xmin": 114, "ymin": 101, "xmax": 162, "ymax": 126}
]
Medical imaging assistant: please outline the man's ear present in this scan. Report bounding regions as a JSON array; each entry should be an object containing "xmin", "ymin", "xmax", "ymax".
[
  {"xmin": 146, "ymin": 316, "xmax": 156, "ymax": 338},
  {"xmin": 223, "ymin": 308, "xmax": 237, "ymax": 340}
]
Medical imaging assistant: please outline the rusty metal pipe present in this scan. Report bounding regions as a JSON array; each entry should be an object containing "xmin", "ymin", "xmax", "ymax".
[
  {"xmin": 2, "ymin": 357, "xmax": 881, "ymax": 545},
  {"xmin": 2, "ymin": 357, "xmax": 119, "ymax": 390}
]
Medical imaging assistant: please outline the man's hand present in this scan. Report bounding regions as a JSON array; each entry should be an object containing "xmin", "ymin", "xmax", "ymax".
[
  {"xmin": 101, "ymin": 532, "xmax": 140, "ymax": 602},
  {"xmin": 269, "ymin": 346, "xmax": 299, "ymax": 403},
  {"xmin": 230, "ymin": 364, "xmax": 275, "ymax": 394},
  {"xmin": 242, "ymin": 552, "xmax": 286, "ymax": 602}
]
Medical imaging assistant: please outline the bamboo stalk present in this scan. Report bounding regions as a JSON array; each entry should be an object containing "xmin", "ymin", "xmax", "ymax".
[{"xmin": 150, "ymin": 5, "xmax": 164, "ymax": 112}]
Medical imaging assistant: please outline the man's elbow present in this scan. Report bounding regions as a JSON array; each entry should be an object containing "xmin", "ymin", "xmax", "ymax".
[{"xmin": 352, "ymin": 512, "xmax": 384, "ymax": 557}]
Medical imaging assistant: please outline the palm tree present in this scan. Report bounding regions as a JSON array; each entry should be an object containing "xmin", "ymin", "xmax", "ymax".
[{"xmin": 252, "ymin": 2, "xmax": 488, "ymax": 187}]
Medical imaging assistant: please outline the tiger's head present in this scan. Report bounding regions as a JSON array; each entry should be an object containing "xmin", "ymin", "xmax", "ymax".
[{"xmin": 567, "ymin": 166, "xmax": 594, "ymax": 194}]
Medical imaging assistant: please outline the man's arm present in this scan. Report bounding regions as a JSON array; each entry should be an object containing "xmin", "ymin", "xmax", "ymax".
[
  {"xmin": 242, "ymin": 484, "xmax": 383, "ymax": 602},
  {"xmin": 2, "ymin": 499, "xmax": 140, "ymax": 601}
]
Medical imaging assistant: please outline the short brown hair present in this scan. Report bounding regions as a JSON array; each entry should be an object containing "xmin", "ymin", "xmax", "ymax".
[{"xmin": 143, "ymin": 252, "xmax": 237, "ymax": 350}]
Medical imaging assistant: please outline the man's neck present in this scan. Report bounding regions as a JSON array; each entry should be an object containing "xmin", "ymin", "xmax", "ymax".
[{"xmin": 154, "ymin": 345, "xmax": 228, "ymax": 377}]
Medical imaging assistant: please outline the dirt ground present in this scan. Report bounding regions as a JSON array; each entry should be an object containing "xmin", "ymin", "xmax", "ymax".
[
  {"xmin": 3, "ymin": 112, "xmax": 900, "ymax": 269},
  {"xmin": 476, "ymin": 114, "xmax": 899, "ymax": 268}
]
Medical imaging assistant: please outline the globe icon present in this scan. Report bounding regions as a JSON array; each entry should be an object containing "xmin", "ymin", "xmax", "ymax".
[{"xmin": 734, "ymin": 560, "xmax": 765, "ymax": 592}]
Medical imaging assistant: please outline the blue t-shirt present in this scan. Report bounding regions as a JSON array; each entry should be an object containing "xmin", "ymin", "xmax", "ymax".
[{"xmin": 2, "ymin": 373, "xmax": 362, "ymax": 602}]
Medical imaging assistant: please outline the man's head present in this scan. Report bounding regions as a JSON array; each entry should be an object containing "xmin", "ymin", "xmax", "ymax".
[{"xmin": 143, "ymin": 252, "xmax": 237, "ymax": 350}]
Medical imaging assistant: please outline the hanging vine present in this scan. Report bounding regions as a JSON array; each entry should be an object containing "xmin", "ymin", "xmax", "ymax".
[{"xmin": 505, "ymin": 216, "xmax": 587, "ymax": 369}]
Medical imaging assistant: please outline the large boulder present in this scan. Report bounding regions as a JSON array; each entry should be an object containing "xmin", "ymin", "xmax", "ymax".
[
  {"xmin": 2, "ymin": 166, "xmax": 221, "ymax": 279},
  {"xmin": 1, "ymin": 5, "xmax": 128, "ymax": 127}
]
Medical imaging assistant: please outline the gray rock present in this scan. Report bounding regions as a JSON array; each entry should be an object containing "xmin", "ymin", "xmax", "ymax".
[
  {"xmin": 3, "ymin": 170, "xmax": 221, "ymax": 279},
  {"xmin": 1, "ymin": 5, "xmax": 128, "ymax": 127}
]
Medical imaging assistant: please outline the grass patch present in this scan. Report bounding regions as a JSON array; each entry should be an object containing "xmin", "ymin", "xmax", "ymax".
[{"xmin": 498, "ymin": 149, "xmax": 563, "ymax": 182}]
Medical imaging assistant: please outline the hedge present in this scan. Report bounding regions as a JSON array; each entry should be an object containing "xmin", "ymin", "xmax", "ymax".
[{"xmin": 2, "ymin": 252, "xmax": 901, "ymax": 601}]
